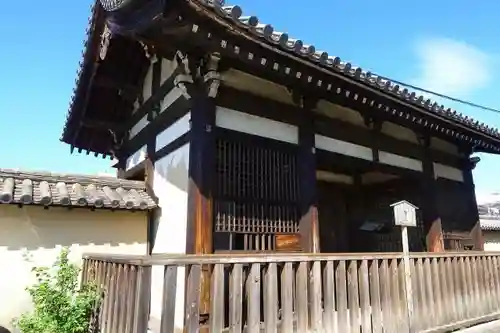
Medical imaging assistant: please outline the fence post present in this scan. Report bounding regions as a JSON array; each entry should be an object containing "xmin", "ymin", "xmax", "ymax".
[
  {"xmin": 402, "ymin": 226, "xmax": 415, "ymax": 332},
  {"xmin": 133, "ymin": 265, "xmax": 151, "ymax": 333}
]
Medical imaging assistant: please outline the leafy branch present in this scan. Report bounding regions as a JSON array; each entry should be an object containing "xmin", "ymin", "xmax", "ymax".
[{"xmin": 12, "ymin": 248, "xmax": 101, "ymax": 333}]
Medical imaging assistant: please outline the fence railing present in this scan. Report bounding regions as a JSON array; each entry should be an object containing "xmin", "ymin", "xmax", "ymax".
[{"xmin": 82, "ymin": 252, "xmax": 500, "ymax": 333}]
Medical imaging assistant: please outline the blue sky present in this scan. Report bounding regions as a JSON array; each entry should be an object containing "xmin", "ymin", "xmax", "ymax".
[{"xmin": 1, "ymin": 0, "xmax": 500, "ymax": 198}]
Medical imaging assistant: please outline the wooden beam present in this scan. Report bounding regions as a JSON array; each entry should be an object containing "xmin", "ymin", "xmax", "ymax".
[
  {"xmin": 217, "ymin": 86, "xmax": 465, "ymax": 169},
  {"xmin": 296, "ymin": 95, "xmax": 320, "ymax": 253}
]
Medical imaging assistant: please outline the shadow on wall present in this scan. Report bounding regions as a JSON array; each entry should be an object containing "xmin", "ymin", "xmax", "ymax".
[
  {"xmin": 0, "ymin": 205, "xmax": 148, "ymax": 251},
  {"xmin": 155, "ymin": 144, "xmax": 189, "ymax": 193}
]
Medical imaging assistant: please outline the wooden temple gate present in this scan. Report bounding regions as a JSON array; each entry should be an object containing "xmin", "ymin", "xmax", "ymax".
[
  {"xmin": 61, "ymin": 0, "xmax": 500, "ymax": 331},
  {"xmin": 82, "ymin": 251, "xmax": 500, "ymax": 333}
]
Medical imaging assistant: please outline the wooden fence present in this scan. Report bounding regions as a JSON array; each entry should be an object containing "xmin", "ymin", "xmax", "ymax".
[{"xmin": 81, "ymin": 252, "xmax": 500, "ymax": 333}]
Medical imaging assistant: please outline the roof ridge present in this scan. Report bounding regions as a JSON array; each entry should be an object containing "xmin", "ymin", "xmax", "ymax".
[{"xmin": 0, "ymin": 168, "xmax": 146, "ymax": 189}]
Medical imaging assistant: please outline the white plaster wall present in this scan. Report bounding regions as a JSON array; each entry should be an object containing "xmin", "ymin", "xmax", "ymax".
[
  {"xmin": 156, "ymin": 113, "xmax": 191, "ymax": 152},
  {"xmin": 149, "ymin": 144, "xmax": 190, "ymax": 333},
  {"xmin": 130, "ymin": 114, "xmax": 149, "ymax": 139},
  {"xmin": 142, "ymin": 61, "xmax": 154, "ymax": 102},
  {"xmin": 431, "ymin": 137, "xmax": 460, "ymax": 156},
  {"xmin": 315, "ymin": 99, "xmax": 366, "ymax": 127},
  {"xmin": 433, "ymin": 162, "xmax": 464, "ymax": 182},
  {"xmin": 160, "ymin": 87, "xmax": 183, "ymax": 113},
  {"xmin": 379, "ymin": 151, "xmax": 423, "ymax": 172},
  {"xmin": 160, "ymin": 58, "xmax": 177, "ymax": 85},
  {"xmin": 0, "ymin": 205, "xmax": 147, "ymax": 332},
  {"xmin": 381, "ymin": 122, "xmax": 419, "ymax": 144},
  {"xmin": 483, "ymin": 231, "xmax": 500, "ymax": 252},
  {"xmin": 128, "ymin": 87, "xmax": 184, "ymax": 141},
  {"xmin": 221, "ymin": 69, "xmax": 294, "ymax": 106},
  {"xmin": 126, "ymin": 144, "xmax": 147, "ymax": 171},
  {"xmin": 129, "ymin": 57, "xmax": 180, "ymax": 139},
  {"xmin": 216, "ymin": 107, "xmax": 299, "ymax": 144},
  {"xmin": 315, "ymin": 134, "xmax": 373, "ymax": 161}
]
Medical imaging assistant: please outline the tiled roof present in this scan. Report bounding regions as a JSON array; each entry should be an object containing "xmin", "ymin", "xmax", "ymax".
[
  {"xmin": 480, "ymin": 216, "xmax": 500, "ymax": 231},
  {"xmin": 0, "ymin": 169, "xmax": 156, "ymax": 210},
  {"xmin": 193, "ymin": 0, "xmax": 500, "ymax": 141},
  {"xmin": 61, "ymin": 1, "xmax": 104, "ymax": 149},
  {"xmin": 64, "ymin": 0, "xmax": 500, "ymax": 154}
]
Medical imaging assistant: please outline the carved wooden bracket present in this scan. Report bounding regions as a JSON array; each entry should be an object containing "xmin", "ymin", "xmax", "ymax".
[
  {"xmin": 291, "ymin": 90, "xmax": 318, "ymax": 110},
  {"xmin": 173, "ymin": 51, "xmax": 222, "ymax": 99},
  {"xmin": 469, "ymin": 156, "xmax": 480, "ymax": 170},
  {"xmin": 416, "ymin": 132, "xmax": 431, "ymax": 148},
  {"xmin": 363, "ymin": 114, "xmax": 382, "ymax": 132},
  {"xmin": 202, "ymin": 53, "xmax": 221, "ymax": 98}
]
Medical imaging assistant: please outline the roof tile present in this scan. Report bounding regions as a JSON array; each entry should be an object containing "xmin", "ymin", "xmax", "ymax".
[
  {"xmin": 0, "ymin": 169, "xmax": 156, "ymax": 210},
  {"xmin": 197, "ymin": 0, "xmax": 500, "ymax": 140}
]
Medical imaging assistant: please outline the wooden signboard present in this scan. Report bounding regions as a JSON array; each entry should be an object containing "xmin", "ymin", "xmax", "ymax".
[{"xmin": 275, "ymin": 234, "xmax": 302, "ymax": 252}]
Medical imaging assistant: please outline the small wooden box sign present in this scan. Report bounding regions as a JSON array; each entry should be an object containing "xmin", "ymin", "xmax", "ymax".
[
  {"xmin": 275, "ymin": 234, "xmax": 302, "ymax": 252},
  {"xmin": 391, "ymin": 200, "xmax": 418, "ymax": 227}
]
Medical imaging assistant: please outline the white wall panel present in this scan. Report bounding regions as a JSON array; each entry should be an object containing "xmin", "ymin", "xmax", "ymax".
[
  {"xmin": 315, "ymin": 134, "xmax": 373, "ymax": 161},
  {"xmin": 434, "ymin": 162, "xmax": 464, "ymax": 182},
  {"xmin": 156, "ymin": 112, "xmax": 191, "ymax": 151},
  {"xmin": 125, "ymin": 145, "xmax": 147, "ymax": 171},
  {"xmin": 216, "ymin": 107, "xmax": 298, "ymax": 144},
  {"xmin": 129, "ymin": 114, "xmax": 149, "ymax": 139},
  {"xmin": 379, "ymin": 151, "xmax": 423, "ymax": 172},
  {"xmin": 149, "ymin": 144, "xmax": 190, "ymax": 333}
]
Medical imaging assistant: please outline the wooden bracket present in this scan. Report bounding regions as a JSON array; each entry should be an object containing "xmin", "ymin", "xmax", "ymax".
[
  {"xmin": 416, "ymin": 132, "xmax": 431, "ymax": 148},
  {"xmin": 291, "ymin": 90, "xmax": 318, "ymax": 110},
  {"xmin": 468, "ymin": 156, "xmax": 480, "ymax": 170},
  {"xmin": 363, "ymin": 114, "xmax": 382, "ymax": 132}
]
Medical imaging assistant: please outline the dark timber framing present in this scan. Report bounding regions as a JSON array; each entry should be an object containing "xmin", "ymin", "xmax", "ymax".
[
  {"xmin": 464, "ymin": 157, "xmax": 484, "ymax": 250},
  {"xmin": 216, "ymin": 86, "xmax": 465, "ymax": 169},
  {"xmin": 294, "ymin": 93, "xmax": 320, "ymax": 253},
  {"xmin": 418, "ymin": 134, "xmax": 445, "ymax": 252}
]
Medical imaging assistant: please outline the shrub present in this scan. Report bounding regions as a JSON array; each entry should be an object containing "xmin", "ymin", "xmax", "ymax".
[{"xmin": 12, "ymin": 248, "xmax": 100, "ymax": 333}]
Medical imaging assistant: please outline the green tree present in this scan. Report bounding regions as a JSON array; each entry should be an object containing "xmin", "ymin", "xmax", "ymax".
[{"xmin": 12, "ymin": 248, "xmax": 100, "ymax": 333}]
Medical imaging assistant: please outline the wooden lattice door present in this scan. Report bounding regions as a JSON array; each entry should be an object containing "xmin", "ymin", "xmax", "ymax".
[{"xmin": 213, "ymin": 137, "xmax": 300, "ymax": 252}]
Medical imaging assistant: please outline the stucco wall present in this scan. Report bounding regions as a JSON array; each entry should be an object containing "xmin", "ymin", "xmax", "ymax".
[
  {"xmin": 483, "ymin": 231, "xmax": 500, "ymax": 252},
  {"xmin": 149, "ymin": 143, "xmax": 190, "ymax": 333},
  {"xmin": 0, "ymin": 205, "xmax": 148, "ymax": 332}
]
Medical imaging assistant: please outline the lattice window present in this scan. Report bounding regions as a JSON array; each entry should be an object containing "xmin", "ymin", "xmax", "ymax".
[{"xmin": 214, "ymin": 138, "xmax": 299, "ymax": 251}]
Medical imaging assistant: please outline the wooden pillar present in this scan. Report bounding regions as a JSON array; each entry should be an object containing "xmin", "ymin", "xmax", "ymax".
[
  {"xmin": 144, "ymin": 157, "xmax": 157, "ymax": 255},
  {"xmin": 463, "ymin": 156, "xmax": 483, "ymax": 250},
  {"xmin": 185, "ymin": 86, "xmax": 215, "ymax": 257},
  {"xmin": 170, "ymin": 52, "xmax": 219, "ymax": 256},
  {"xmin": 178, "ymin": 52, "xmax": 219, "ymax": 323},
  {"xmin": 296, "ymin": 95, "xmax": 320, "ymax": 253},
  {"xmin": 419, "ymin": 136, "xmax": 444, "ymax": 252}
]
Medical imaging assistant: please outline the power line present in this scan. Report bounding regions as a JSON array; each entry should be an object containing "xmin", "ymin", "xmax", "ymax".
[{"xmin": 372, "ymin": 72, "xmax": 500, "ymax": 115}]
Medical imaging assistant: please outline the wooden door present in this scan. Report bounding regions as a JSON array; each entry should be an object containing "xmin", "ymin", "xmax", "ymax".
[{"xmin": 317, "ymin": 181, "xmax": 350, "ymax": 253}]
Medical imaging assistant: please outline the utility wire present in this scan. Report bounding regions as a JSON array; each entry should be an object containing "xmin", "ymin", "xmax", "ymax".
[{"xmin": 372, "ymin": 72, "xmax": 500, "ymax": 116}]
